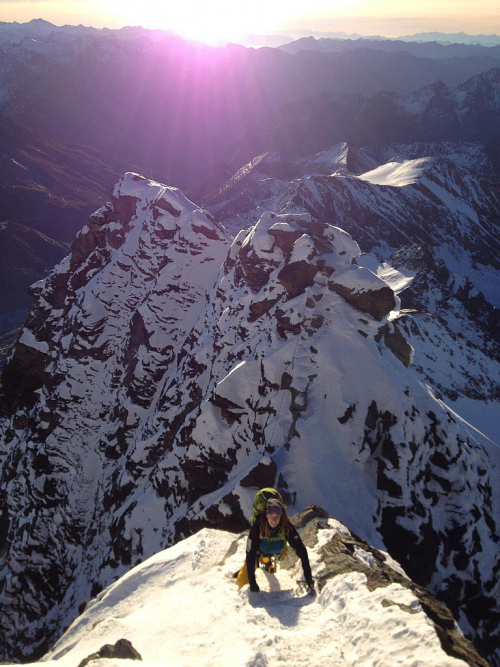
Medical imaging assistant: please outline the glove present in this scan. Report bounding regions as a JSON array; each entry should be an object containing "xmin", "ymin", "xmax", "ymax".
[{"xmin": 249, "ymin": 582, "xmax": 260, "ymax": 592}]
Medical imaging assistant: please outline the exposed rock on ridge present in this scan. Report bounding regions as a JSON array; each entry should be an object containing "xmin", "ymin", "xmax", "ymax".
[
  {"xmin": 0, "ymin": 173, "xmax": 231, "ymax": 661},
  {"xmin": 0, "ymin": 176, "xmax": 498, "ymax": 664}
]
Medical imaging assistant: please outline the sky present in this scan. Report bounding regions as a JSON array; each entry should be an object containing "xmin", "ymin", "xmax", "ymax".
[{"xmin": 1, "ymin": 0, "xmax": 500, "ymax": 43}]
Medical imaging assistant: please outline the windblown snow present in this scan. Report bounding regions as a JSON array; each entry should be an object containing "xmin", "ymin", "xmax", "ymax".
[
  {"xmin": 9, "ymin": 523, "xmax": 470, "ymax": 667},
  {"xmin": 0, "ymin": 169, "xmax": 498, "ymax": 665},
  {"xmin": 356, "ymin": 158, "xmax": 435, "ymax": 187}
]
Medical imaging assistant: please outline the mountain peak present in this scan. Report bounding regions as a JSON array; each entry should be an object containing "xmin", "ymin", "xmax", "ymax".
[
  {"xmin": 41, "ymin": 512, "xmax": 487, "ymax": 667},
  {"xmin": 27, "ymin": 18, "xmax": 55, "ymax": 27}
]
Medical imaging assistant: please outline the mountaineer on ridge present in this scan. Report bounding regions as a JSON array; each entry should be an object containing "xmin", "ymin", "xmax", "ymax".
[{"xmin": 235, "ymin": 489, "xmax": 314, "ymax": 593}]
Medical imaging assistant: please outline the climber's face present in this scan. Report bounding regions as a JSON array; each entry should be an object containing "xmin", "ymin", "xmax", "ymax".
[{"xmin": 267, "ymin": 513, "xmax": 280, "ymax": 529}]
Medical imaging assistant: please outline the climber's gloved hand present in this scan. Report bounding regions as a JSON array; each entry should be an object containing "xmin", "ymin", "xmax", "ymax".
[{"xmin": 249, "ymin": 581, "xmax": 260, "ymax": 593}]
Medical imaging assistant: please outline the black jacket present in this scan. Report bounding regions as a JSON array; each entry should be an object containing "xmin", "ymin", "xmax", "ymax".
[{"xmin": 246, "ymin": 519, "xmax": 312, "ymax": 589}]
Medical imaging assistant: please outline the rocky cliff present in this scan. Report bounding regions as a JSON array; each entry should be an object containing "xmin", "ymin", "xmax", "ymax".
[{"xmin": 0, "ymin": 174, "xmax": 498, "ymax": 664}]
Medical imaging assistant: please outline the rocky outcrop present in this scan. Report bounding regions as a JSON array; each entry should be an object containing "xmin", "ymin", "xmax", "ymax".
[
  {"xmin": 283, "ymin": 508, "xmax": 489, "ymax": 667},
  {"xmin": 0, "ymin": 178, "xmax": 498, "ymax": 665},
  {"xmin": 375, "ymin": 322, "xmax": 413, "ymax": 366},
  {"xmin": 328, "ymin": 265, "xmax": 396, "ymax": 321},
  {"xmin": 78, "ymin": 638, "xmax": 142, "ymax": 667}
]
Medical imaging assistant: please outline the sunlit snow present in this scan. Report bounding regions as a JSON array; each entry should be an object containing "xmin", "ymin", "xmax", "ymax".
[
  {"xmin": 356, "ymin": 158, "xmax": 435, "ymax": 187},
  {"xmin": 22, "ymin": 524, "xmax": 468, "ymax": 667}
]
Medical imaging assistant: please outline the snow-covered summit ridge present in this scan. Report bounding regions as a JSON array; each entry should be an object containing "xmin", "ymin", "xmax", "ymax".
[
  {"xmin": 0, "ymin": 174, "xmax": 499, "ymax": 664},
  {"xmin": 33, "ymin": 510, "xmax": 486, "ymax": 667},
  {"xmin": 206, "ymin": 139, "xmax": 500, "ymax": 443}
]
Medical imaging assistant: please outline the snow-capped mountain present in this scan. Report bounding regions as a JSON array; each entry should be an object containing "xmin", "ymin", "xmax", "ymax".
[
  {"xmin": 3, "ymin": 508, "xmax": 489, "ymax": 667},
  {"xmin": 351, "ymin": 69, "xmax": 500, "ymax": 149},
  {"xmin": 202, "ymin": 141, "xmax": 500, "ymax": 441},
  {"xmin": 397, "ymin": 68, "xmax": 500, "ymax": 121},
  {"xmin": 0, "ymin": 174, "xmax": 498, "ymax": 663},
  {"xmin": 224, "ymin": 69, "xmax": 500, "ymax": 178}
]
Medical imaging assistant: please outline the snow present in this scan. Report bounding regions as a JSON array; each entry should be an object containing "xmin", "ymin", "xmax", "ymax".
[
  {"xmin": 356, "ymin": 255, "xmax": 416, "ymax": 294},
  {"xmin": 18, "ymin": 329, "xmax": 49, "ymax": 354},
  {"xmin": 2, "ymin": 170, "xmax": 499, "ymax": 663},
  {"xmin": 16, "ymin": 526, "xmax": 465, "ymax": 667},
  {"xmin": 439, "ymin": 395, "xmax": 500, "ymax": 454},
  {"xmin": 356, "ymin": 158, "xmax": 435, "ymax": 187},
  {"xmin": 329, "ymin": 264, "xmax": 390, "ymax": 294}
]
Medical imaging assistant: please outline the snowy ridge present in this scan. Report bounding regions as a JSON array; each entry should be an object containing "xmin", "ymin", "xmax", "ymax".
[
  {"xmin": 14, "ymin": 511, "xmax": 488, "ymax": 667},
  {"xmin": 205, "ymin": 141, "xmax": 500, "ymax": 442},
  {"xmin": 0, "ymin": 175, "xmax": 499, "ymax": 663},
  {"xmin": 394, "ymin": 68, "xmax": 500, "ymax": 118},
  {"xmin": 356, "ymin": 157, "xmax": 436, "ymax": 186},
  {"xmin": 0, "ymin": 173, "xmax": 231, "ymax": 661}
]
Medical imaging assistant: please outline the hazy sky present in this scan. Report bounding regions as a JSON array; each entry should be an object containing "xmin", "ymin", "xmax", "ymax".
[{"xmin": 1, "ymin": 0, "xmax": 500, "ymax": 42}]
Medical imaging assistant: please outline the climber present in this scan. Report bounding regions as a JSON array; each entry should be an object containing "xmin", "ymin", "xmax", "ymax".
[{"xmin": 236, "ymin": 497, "xmax": 314, "ymax": 593}]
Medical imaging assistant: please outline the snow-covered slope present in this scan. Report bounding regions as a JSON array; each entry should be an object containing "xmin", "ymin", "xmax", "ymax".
[
  {"xmin": 9, "ymin": 509, "xmax": 489, "ymax": 667},
  {"xmin": 0, "ymin": 175, "xmax": 498, "ymax": 663},
  {"xmin": 0, "ymin": 174, "xmax": 231, "ymax": 660},
  {"xmin": 204, "ymin": 142, "xmax": 500, "ymax": 444},
  {"xmin": 398, "ymin": 69, "xmax": 500, "ymax": 118}
]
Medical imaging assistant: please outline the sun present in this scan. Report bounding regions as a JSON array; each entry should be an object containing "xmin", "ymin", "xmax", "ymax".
[
  {"xmin": 116, "ymin": 0, "xmax": 262, "ymax": 45},
  {"xmin": 175, "ymin": 15, "xmax": 243, "ymax": 46},
  {"xmin": 114, "ymin": 0, "xmax": 300, "ymax": 45}
]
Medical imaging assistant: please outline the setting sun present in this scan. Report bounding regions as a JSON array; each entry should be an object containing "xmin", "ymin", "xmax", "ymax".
[
  {"xmin": 101, "ymin": 0, "xmax": 294, "ymax": 44},
  {"xmin": 2, "ymin": 0, "xmax": 500, "ymax": 38},
  {"xmin": 94, "ymin": 0, "xmax": 368, "ymax": 44}
]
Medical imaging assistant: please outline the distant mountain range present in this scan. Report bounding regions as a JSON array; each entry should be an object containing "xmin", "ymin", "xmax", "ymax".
[
  {"xmin": 279, "ymin": 35, "xmax": 500, "ymax": 61},
  {"xmin": 1, "ymin": 25, "xmax": 500, "ymax": 344},
  {"xmin": 1, "ymin": 20, "xmax": 500, "ymax": 666},
  {"xmin": 202, "ymin": 68, "xmax": 500, "ymax": 187},
  {"xmin": 2, "ymin": 20, "xmax": 500, "ymax": 48},
  {"xmin": 279, "ymin": 28, "xmax": 500, "ymax": 48},
  {"xmin": 2, "ymin": 27, "xmax": 499, "ymax": 192}
]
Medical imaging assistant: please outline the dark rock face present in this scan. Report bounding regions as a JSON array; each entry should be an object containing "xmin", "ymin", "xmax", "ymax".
[
  {"xmin": 328, "ymin": 268, "xmax": 396, "ymax": 321},
  {"xmin": 278, "ymin": 260, "xmax": 318, "ymax": 298},
  {"xmin": 375, "ymin": 323, "xmax": 413, "ymax": 367},
  {"xmin": 0, "ymin": 179, "xmax": 498, "ymax": 665},
  {"xmin": 78, "ymin": 638, "xmax": 142, "ymax": 667},
  {"xmin": 240, "ymin": 458, "xmax": 277, "ymax": 489}
]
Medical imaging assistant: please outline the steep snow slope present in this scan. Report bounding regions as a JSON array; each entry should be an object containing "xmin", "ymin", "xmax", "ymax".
[
  {"xmin": 356, "ymin": 157, "xmax": 435, "ymax": 186},
  {"xmin": 204, "ymin": 142, "xmax": 500, "ymax": 442},
  {"xmin": 0, "ymin": 176, "xmax": 498, "ymax": 663},
  {"xmin": 0, "ymin": 174, "xmax": 231, "ymax": 661},
  {"xmin": 11, "ymin": 511, "xmax": 489, "ymax": 667}
]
